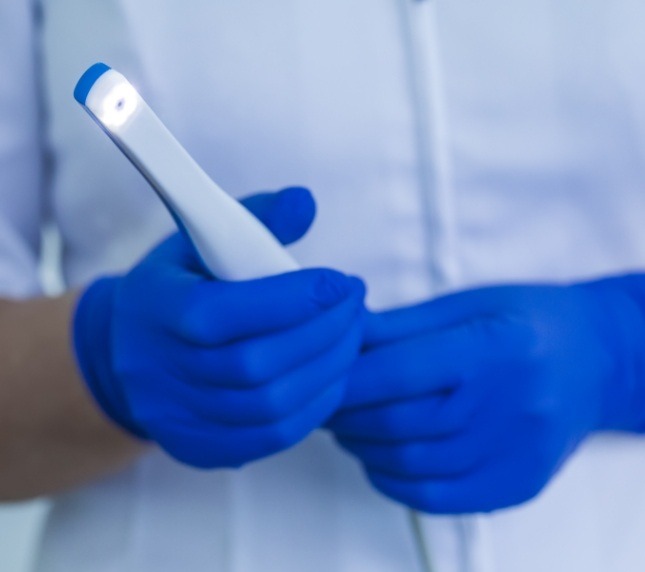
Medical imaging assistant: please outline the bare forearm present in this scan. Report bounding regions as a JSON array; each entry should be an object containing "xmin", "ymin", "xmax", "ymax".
[{"xmin": 0, "ymin": 293, "xmax": 145, "ymax": 501}]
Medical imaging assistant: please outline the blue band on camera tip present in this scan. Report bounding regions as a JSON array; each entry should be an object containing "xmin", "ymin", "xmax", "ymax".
[{"xmin": 74, "ymin": 63, "xmax": 111, "ymax": 105}]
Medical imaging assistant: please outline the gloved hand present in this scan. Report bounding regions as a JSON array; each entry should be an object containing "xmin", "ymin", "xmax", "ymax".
[
  {"xmin": 74, "ymin": 187, "xmax": 366, "ymax": 469},
  {"xmin": 328, "ymin": 277, "xmax": 645, "ymax": 513}
]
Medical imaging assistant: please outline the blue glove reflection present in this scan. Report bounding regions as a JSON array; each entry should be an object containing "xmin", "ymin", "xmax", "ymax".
[
  {"xmin": 329, "ymin": 278, "xmax": 645, "ymax": 513},
  {"xmin": 74, "ymin": 187, "xmax": 366, "ymax": 469}
]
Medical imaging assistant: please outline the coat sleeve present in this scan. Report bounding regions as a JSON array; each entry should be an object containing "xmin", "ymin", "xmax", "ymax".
[{"xmin": 0, "ymin": 1, "xmax": 44, "ymax": 298}]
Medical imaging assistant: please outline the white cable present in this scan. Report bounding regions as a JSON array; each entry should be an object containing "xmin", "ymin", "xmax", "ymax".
[{"xmin": 410, "ymin": 510, "xmax": 435, "ymax": 572}]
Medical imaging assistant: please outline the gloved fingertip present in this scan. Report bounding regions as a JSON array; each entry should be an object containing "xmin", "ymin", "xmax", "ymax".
[
  {"xmin": 311, "ymin": 269, "xmax": 358, "ymax": 309},
  {"xmin": 348, "ymin": 276, "xmax": 367, "ymax": 300},
  {"xmin": 278, "ymin": 186, "xmax": 315, "ymax": 212},
  {"xmin": 272, "ymin": 186, "xmax": 316, "ymax": 245},
  {"xmin": 362, "ymin": 310, "xmax": 388, "ymax": 348},
  {"xmin": 239, "ymin": 187, "xmax": 315, "ymax": 245}
]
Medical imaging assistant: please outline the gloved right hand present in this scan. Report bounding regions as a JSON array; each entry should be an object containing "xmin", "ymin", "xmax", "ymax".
[{"xmin": 73, "ymin": 187, "xmax": 366, "ymax": 469}]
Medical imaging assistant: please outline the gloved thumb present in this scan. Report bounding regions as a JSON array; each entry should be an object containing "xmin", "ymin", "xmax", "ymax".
[{"xmin": 240, "ymin": 186, "xmax": 316, "ymax": 246}]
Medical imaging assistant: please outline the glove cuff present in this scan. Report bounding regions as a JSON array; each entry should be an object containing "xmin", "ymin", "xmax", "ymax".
[
  {"xmin": 73, "ymin": 277, "xmax": 148, "ymax": 439},
  {"xmin": 582, "ymin": 275, "xmax": 645, "ymax": 433}
]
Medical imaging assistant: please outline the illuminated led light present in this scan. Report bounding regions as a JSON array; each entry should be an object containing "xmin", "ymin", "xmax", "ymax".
[{"xmin": 97, "ymin": 81, "xmax": 140, "ymax": 128}]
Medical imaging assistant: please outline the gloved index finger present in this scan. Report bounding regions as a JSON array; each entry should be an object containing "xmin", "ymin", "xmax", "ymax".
[
  {"xmin": 341, "ymin": 322, "xmax": 490, "ymax": 410},
  {"xmin": 175, "ymin": 268, "xmax": 366, "ymax": 346},
  {"xmin": 364, "ymin": 287, "xmax": 504, "ymax": 348}
]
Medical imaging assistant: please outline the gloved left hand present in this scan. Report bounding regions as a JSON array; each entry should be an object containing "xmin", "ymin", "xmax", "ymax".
[
  {"xmin": 328, "ymin": 276, "xmax": 645, "ymax": 513},
  {"xmin": 74, "ymin": 187, "xmax": 366, "ymax": 469}
]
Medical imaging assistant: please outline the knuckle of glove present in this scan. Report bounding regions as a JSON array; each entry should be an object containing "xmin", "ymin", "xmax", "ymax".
[
  {"xmin": 391, "ymin": 445, "xmax": 423, "ymax": 477},
  {"xmin": 175, "ymin": 283, "xmax": 221, "ymax": 344},
  {"xmin": 369, "ymin": 472, "xmax": 440, "ymax": 513},
  {"xmin": 502, "ymin": 437, "xmax": 557, "ymax": 507},
  {"xmin": 408, "ymin": 485, "xmax": 444, "ymax": 513},
  {"xmin": 227, "ymin": 344, "xmax": 273, "ymax": 386},
  {"xmin": 344, "ymin": 407, "xmax": 401, "ymax": 442},
  {"xmin": 253, "ymin": 386, "xmax": 295, "ymax": 424},
  {"xmin": 260, "ymin": 421, "xmax": 301, "ymax": 456},
  {"xmin": 307, "ymin": 269, "xmax": 356, "ymax": 312},
  {"xmin": 512, "ymin": 464, "xmax": 551, "ymax": 507},
  {"xmin": 111, "ymin": 340, "xmax": 146, "ymax": 385},
  {"xmin": 369, "ymin": 408, "xmax": 405, "ymax": 438}
]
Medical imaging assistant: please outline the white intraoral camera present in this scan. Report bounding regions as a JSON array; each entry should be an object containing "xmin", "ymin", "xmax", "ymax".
[{"xmin": 74, "ymin": 63, "xmax": 299, "ymax": 281}]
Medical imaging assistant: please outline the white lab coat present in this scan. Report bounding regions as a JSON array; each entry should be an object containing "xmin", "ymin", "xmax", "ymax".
[{"xmin": 3, "ymin": 0, "xmax": 645, "ymax": 570}]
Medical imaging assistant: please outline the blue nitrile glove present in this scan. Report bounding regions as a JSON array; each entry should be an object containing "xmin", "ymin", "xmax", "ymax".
[
  {"xmin": 328, "ymin": 276, "xmax": 645, "ymax": 513},
  {"xmin": 74, "ymin": 187, "xmax": 366, "ymax": 469}
]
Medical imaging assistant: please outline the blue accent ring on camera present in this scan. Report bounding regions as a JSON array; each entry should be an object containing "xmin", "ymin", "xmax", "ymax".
[{"xmin": 74, "ymin": 63, "xmax": 111, "ymax": 105}]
